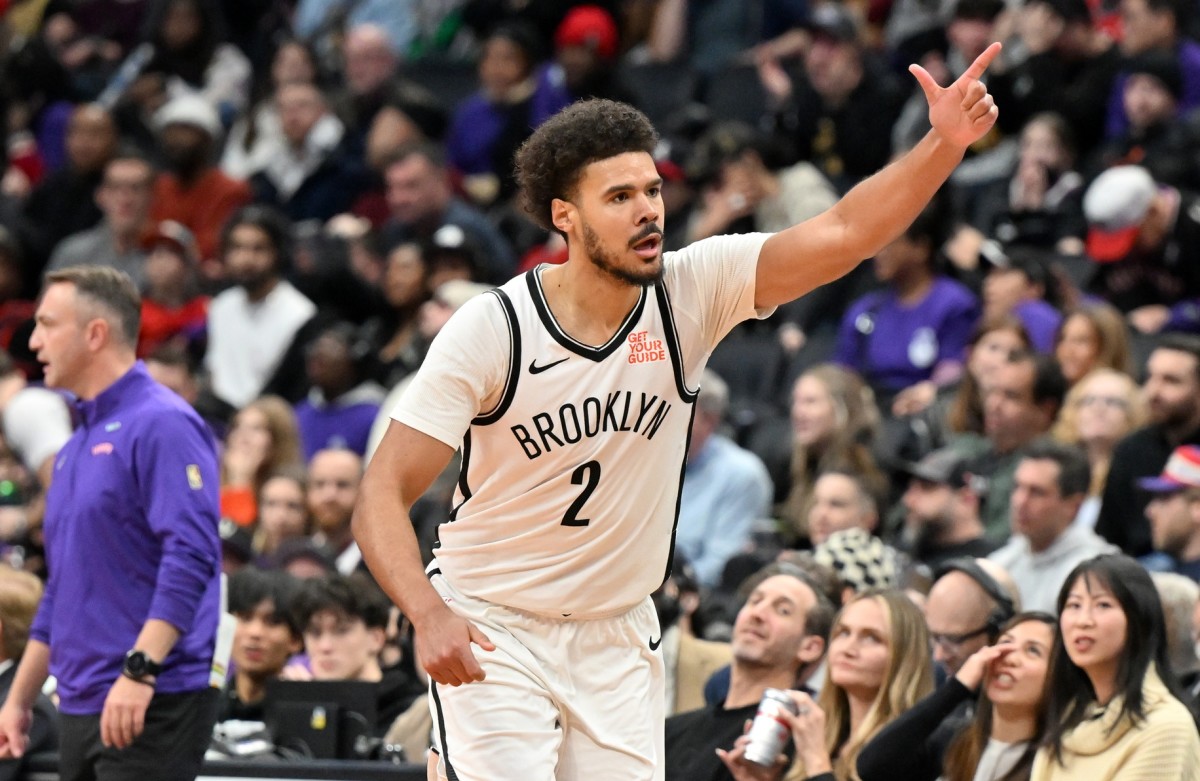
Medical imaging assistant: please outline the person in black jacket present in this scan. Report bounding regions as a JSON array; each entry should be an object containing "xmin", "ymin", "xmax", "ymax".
[{"xmin": 856, "ymin": 612, "xmax": 1055, "ymax": 781}]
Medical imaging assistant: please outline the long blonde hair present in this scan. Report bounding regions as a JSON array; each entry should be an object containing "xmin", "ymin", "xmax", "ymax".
[
  {"xmin": 779, "ymin": 365, "xmax": 883, "ymax": 540},
  {"xmin": 1050, "ymin": 368, "xmax": 1146, "ymax": 496},
  {"xmin": 786, "ymin": 589, "xmax": 934, "ymax": 781}
]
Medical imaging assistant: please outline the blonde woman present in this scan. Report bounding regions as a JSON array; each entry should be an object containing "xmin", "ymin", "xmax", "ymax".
[
  {"xmin": 1050, "ymin": 369, "xmax": 1146, "ymax": 527},
  {"xmin": 720, "ymin": 589, "xmax": 934, "ymax": 781},
  {"xmin": 1053, "ymin": 304, "xmax": 1131, "ymax": 388},
  {"xmin": 780, "ymin": 365, "xmax": 884, "ymax": 542}
]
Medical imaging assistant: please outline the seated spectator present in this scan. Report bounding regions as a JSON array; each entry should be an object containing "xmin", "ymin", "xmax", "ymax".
[
  {"xmin": 148, "ymin": 94, "xmax": 252, "ymax": 264},
  {"xmin": 678, "ymin": 370, "xmax": 773, "ymax": 589},
  {"xmin": 1141, "ymin": 445, "xmax": 1200, "ymax": 579},
  {"xmin": 0, "ymin": 566, "xmax": 57, "ymax": 773},
  {"xmin": 760, "ymin": 4, "xmax": 906, "ymax": 193},
  {"xmin": 1034, "ymin": 555, "xmax": 1200, "ymax": 778},
  {"xmin": 18, "ymin": 103, "xmax": 116, "ymax": 282},
  {"xmin": 806, "ymin": 470, "xmax": 881, "ymax": 547},
  {"xmin": 249, "ymin": 83, "xmax": 368, "ymax": 222},
  {"xmin": 953, "ymin": 350, "xmax": 1066, "ymax": 540},
  {"xmin": 1098, "ymin": 336, "xmax": 1200, "ymax": 556},
  {"xmin": 360, "ymin": 240, "xmax": 432, "ymax": 388},
  {"xmin": 814, "ymin": 528, "xmax": 903, "ymax": 602},
  {"xmin": 221, "ymin": 38, "xmax": 322, "ymax": 181},
  {"xmin": 1151, "ymin": 572, "xmax": 1200, "ymax": 705},
  {"xmin": 665, "ymin": 563, "xmax": 834, "ymax": 781},
  {"xmin": 683, "ymin": 121, "xmax": 838, "ymax": 245},
  {"xmin": 924, "ymin": 558, "xmax": 1019, "ymax": 677},
  {"xmin": 858, "ymin": 611, "xmax": 1056, "ymax": 781},
  {"xmin": 136, "ymin": 0, "xmax": 251, "ymax": 121},
  {"xmin": 547, "ymin": 6, "xmax": 634, "ymax": 105},
  {"xmin": 964, "ymin": 112, "xmax": 1087, "ymax": 256},
  {"xmin": 1091, "ymin": 50, "xmax": 1199, "ymax": 188},
  {"xmin": 718, "ymin": 590, "xmax": 934, "ymax": 780},
  {"xmin": 446, "ymin": 22, "xmax": 571, "ymax": 209},
  {"xmin": 138, "ymin": 220, "xmax": 208, "ymax": 357},
  {"xmin": 252, "ymin": 469, "xmax": 311, "ymax": 564},
  {"xmin": 1081, "ymin": 165, "xmax": 1200, "ymax": 334},
  {"xmin": 940, "ymin": 315, "xmax": 1033, "ymax": 438},
  {"xmin": 47, "ymin": 149, "xmax": 153, "ymax": 289},
  {"xmin": 1053, "ymin": 302, "xmax": 1132, "ymax": 387},
  {"xmin": 219, "ymin": 567, "xmax": 302, "ymax": 723},
  {"xmin": 980, "ymin": 248, "xmax": 1062, "ymax": 353},
  {"xmin": 380, "ymin": 142, "xmax": 516, "ymax": 284},
  {"xmin": 899, "ymin": 450, "xmax": 998, "ymax": 568},
  {"xmin": 271, "ymin": 538, "xmax": 337, "ymax": 580},
  {"xmin": 988, "ymin": 440, "xmax": 1116, "ymax": 612},
  {"xmin": 219, "ymin": 396, "xmax": 303, "ymax": 528},
  {"xmin": 775, "ymin": 366, "xmax": 884, "ymax": 544},
  {"xmin": 288, "ymin": 573, "xmax": 425, "ymax": 736},
  {"xmin": 1051, "ymin": 368, "xmax": 1147, "ymax": 528},
  {"xmin": 307, "ymin": 449, "xmax": 364, "ymax": 575},
  {"xmin": 0, "ymin": 348, "xmax": 73, "ymax": 488},
  {"xmin": 835, "ymin": 197, "xmax": 978, "ymax": 410},
  {"xmin": 204, "ymin": 206, "xmax": 315, "ymax": 410},
  {"xmin": 294, "ymin": 322, "xmax": 385, "ymax": 459}
]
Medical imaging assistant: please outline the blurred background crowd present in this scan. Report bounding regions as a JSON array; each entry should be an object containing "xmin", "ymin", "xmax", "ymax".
[{"xmin": 2, "ymin": 0, "xmax": 1200, "ymax": 774}]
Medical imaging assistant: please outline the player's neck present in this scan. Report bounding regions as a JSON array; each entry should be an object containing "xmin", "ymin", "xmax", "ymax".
[{"xmin": 540, "ymin": 262, "xmax": 643, "ymax": 346}]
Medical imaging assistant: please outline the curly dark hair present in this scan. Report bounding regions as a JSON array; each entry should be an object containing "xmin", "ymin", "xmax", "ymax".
[{"xmin": 515, "ymin": 99, "xmax": 659, "ymax": 234}]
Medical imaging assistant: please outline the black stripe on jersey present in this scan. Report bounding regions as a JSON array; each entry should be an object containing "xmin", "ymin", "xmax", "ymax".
[
  {"xmin": 449, "ymin": 429, "xmax": 472, "ymax": 522},
  {"xmin": 474, "ymin": 289, "xmax": 522, "ymax": 425},
  {"xmin": 662, "ymin": 403, "xmax": 698, "ymax": 589},
  {"xmin": 431, "ymin": 683, "xmax": 461, "ymax": 780},
  {"xmin": 655, "ymin": 283, "xmax": 700, "ymax": 403},
  {"xmin": 527, "ymin": 267, "xmax": 647, "ymax": 360}
]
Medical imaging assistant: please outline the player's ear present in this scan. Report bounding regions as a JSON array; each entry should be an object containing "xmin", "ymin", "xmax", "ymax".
[{"xmin": 551, "ymin": 198, "xmax": 573, "ymax": 234}]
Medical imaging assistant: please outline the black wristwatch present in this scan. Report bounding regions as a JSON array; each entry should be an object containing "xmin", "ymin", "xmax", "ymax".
[{"xmin": 123, "ymin": 650, "xmax": 162, "ymax": 683}]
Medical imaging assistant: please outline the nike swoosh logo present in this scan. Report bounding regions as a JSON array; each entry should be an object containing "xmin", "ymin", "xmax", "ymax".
[
  {"xmin": 649, "ymin": 635, "xmax": 662, "ymax": 651},
  {"xmin": 529, "ymin": 357, "xmax": 569, "ymax": 374}
]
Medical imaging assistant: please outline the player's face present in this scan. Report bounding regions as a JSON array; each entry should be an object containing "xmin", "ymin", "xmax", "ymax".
[{"xmin": 565, "ymin": 152, "xmax": 665, "ymax": 287}]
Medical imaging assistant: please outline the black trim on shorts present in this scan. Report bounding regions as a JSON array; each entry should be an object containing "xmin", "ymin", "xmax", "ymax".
[
  {"xmin": 431, "ymin": 683, "xmax": 459, "ymax": 781},
  {"xmin": 426, "ymin": 567, "xmax": 442, "ymax": 580},
  {"xmin": 655, "ymin": 282, "xmax": 699, "ymax": 403},
  {"xmin": 527, "ymin": 267, "xmax": 647, "ymax": 361},
  {"xmin": 474, "ymin": 289, "xmax": 521, "ymax": 424}
]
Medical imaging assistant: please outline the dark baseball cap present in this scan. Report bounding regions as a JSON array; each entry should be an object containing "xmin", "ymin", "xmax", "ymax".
[
  {"xmin": 803, "ymin": 4, "xmax": 860, "ymax": 43},
  {"xmin": 901, "ymin": 448, "xmax": 975, "ymax": 490}
]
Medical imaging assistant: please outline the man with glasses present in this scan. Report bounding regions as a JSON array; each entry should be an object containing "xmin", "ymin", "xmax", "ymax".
[
  {"xmin": 924, "ymin": 557, "xmax": 1019, "ymax": 676},
  {"xmin": 1141, "ymin": 445, "xmax": 1200, "ymax": 580},
  {"xmin": 47, "ymin": 151, "xmax": 154, "ymax": 287}
]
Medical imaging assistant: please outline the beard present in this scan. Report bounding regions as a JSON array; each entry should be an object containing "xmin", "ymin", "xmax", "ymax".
[{"xmin": 581, "ymin": 220, "xmax": 664, "ymax": 287}]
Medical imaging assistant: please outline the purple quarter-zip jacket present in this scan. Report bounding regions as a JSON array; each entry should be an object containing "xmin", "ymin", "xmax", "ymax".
[{"xmin": 30, "ymin": 362, "xmax": 221, "ymax": 714}]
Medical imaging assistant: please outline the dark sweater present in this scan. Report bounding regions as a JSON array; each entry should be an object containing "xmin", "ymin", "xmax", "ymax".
[{"xmin": 857, "ymin": 677, "xmax": 975, "ymax": 781}]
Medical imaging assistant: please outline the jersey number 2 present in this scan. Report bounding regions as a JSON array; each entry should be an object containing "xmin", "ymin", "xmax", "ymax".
[{"xmin": 562, "ymin": 460, "xmax": 601, "ymax": 527}]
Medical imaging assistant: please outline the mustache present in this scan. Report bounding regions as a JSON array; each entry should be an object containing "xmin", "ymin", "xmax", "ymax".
[{"xmin": 628, "ymin": 224, "xmax": 663, "ymax": 247}]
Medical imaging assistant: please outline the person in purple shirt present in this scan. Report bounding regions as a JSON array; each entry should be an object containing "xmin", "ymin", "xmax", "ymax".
[
  {"xmin": 835, "ymin": 200, "xmax": 979, "ymax": 410},
  {"xmin": 0, "ymin": 266, "xmax": 222, "ymax": 781}
]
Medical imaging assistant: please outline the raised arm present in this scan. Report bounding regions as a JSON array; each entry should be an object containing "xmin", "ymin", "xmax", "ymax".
[{"xmin": 754, "ymin": 42, "xmax": 1002, "ymax": 309}]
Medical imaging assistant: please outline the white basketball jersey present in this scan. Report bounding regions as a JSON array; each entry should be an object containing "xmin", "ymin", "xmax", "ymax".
[{"xmin": 394, "ymin": 232, "xmax": 772, "ymax": 617}]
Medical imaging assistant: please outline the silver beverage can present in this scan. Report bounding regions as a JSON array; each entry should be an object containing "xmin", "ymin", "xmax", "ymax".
[{"xmin": 743, "ymin": 688, "xmax": 799, "ymax": 766}]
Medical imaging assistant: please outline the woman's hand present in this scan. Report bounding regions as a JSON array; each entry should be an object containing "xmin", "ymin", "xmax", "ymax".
[{"xmin": 954, "ymin": 641, "xmax": 1016, "ymax": 691}]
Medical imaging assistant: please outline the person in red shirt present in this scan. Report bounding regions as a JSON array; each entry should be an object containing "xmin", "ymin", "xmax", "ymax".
[{"xmin": 139, "ymin": 220, "xmax": 208, "ymax": 357}]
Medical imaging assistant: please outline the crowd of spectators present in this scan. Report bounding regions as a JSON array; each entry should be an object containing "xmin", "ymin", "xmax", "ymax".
[{"xmin": 4, "ymin": 0, "xmax": 1200, "ymax": 777}]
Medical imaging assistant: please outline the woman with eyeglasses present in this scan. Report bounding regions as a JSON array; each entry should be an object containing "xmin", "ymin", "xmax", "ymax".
[
  {"xmin": 1032, "ymin": 555, "xmax": 1200, "ymax": 780},
  {"xmin": 856, "ymin": 612, "xmax": 1056, "ymax": 781},
  {"xmin": 718, "ymin": 589, "xmax": 933, "ymax": 781},
  {"xmin": 1050, "ymin": 369, "xmax": 1146, "ymax": 529}
]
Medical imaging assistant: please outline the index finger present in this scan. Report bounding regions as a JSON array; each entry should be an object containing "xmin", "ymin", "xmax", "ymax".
[{"xmin": 961, "ymin": 41, "xmax": 1002, "ymax": 82}]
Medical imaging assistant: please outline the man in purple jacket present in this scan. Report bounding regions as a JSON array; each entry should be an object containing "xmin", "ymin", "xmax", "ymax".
[{"xmin": 0, "ymin": 266, "xmax": 222, "ymax": 781}]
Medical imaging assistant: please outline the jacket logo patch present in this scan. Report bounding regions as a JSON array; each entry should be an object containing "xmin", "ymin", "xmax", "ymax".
[
  {"xmin": 105, "ymin": 421, "xmax": 122, "ymax": 432},
  {"xmin": 91, "ymin": 442, "xmax": 114, "ymax": 456},
  {"xmin": 187, "ymin": 464, "xmax": 204, "ymax": 490}
]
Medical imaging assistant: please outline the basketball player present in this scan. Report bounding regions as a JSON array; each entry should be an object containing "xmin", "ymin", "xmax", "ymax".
[{"xmin": 354, "ymin": 43, "xmax": 1004, "ymax": 780}]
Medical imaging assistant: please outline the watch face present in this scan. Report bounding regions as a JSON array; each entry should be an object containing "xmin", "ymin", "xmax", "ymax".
[{"xmin": 126, "ymin": 651, "xmax": 149, "ymax": 676}]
